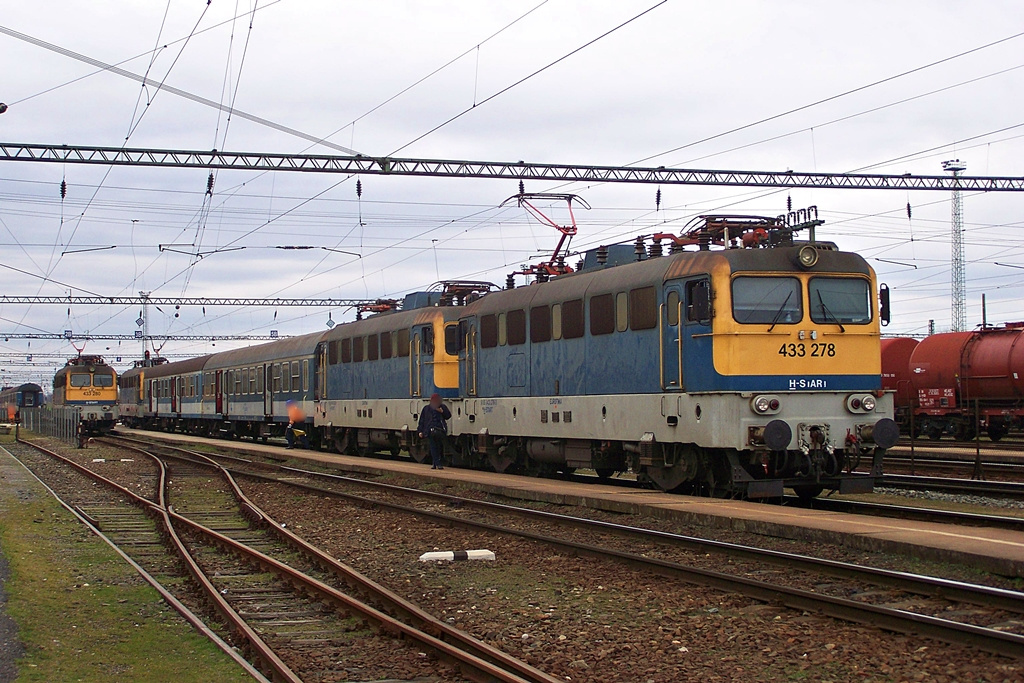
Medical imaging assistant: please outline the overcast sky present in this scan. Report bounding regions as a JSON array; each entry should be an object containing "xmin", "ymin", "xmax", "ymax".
[{"xmin": 1, "ymin": 1, "xmax": 1023, "ymax": 386}]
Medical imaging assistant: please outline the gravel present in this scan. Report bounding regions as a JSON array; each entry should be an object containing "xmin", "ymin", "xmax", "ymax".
[
  {"xmin": 874, "ymin": 487, "xmax": 1024, "ymax": 510},
  {"xmin": 242, "ymin": 478, "xmax": 1024, "ymax": 683}
]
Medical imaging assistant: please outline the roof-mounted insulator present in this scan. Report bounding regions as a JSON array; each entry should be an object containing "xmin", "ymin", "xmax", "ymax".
[
  {"xmin": 536, "ymin": 271, "xmax": 549, "ymax": 283},
  {"xmin": 649, "ymin": 237, "xmax": 663, "ymax": 258},
  {"xmin": 597, "ymin": 245, "xmax": 608, "ymax": 265},
  {"xmin": 669, "ymin": 241, "xmax": 683, "ymax": 255},
  {"xmin": 634, "ymin": 236, "xmax": 646, "ymax": 261},
  {"xmin": 506, "ymin": 273, "xmax": 515, "ymax": 290}
]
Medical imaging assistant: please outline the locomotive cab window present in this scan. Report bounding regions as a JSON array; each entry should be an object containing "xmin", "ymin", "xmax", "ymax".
[
  {"xmin": 686, "ymin": 279, "xmax": 711, "ymax": 323},
  {"xmin": 732, "ymin": 276, "xmax": 801, "ymax": 325},
  {"xmin": 666, "ymin": 291, "xmax": 680, "ymax": 325},
  {"xmin": 422, "ymin": 325, "xmax": 435, "ymax": 355},
  {"xmin": 70, "ymin": 373, "xmax": 92, "ymax": 388},
  {"xmin": 93, "ymin": 374, "xmax": 114, "ymax": 387},
  {"xmin": 809, "ymin": 277, "xmax": 871, "ymax": 325},
  {"xmin": 444, "ymin": 323, "xmax": 461, "ymax": 355}
]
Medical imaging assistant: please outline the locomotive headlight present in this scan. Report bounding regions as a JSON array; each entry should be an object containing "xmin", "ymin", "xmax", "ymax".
[
  {"xmin": 752, "ymin": 395, "xmax": 781, "ymax": 414},
  {"xmin": 797, "ymin": 245, "xmax": 819, "ymax": 269},
  {"xmin": 861, "ymin": 395, "xmax": 876, "ymax": 412}
]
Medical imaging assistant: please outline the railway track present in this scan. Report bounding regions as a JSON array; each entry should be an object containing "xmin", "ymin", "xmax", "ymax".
[
  {"xmin": 788, "ymin": 496, "xmax": 1024, "ymax": 532},
  {"xmin": 107, "ymin": 433, "xmax": 1024, "ymax": 658},
  {"xmin": 877, "ymin": 473, "xmax": 1024, "ymax": 500},
  {"xmin": 13, "ymin": 436, "xmax": 559, "ymax": 683}
]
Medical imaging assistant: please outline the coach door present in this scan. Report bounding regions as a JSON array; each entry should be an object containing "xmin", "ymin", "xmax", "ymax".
[
  {"xmin": 215, "ymin": 371, "xmax": 223, "ymax": 414},
  {"xmin": 661, "ymin": 283, "xmax": 684, "ymax": 390},
  {"xmin": 314, "ymin": 342, "xmax": 327, "ymax": 401},
  {"xmin": 409, "ymin": 331, "xmax": 421, "ymax": 397},
  {"xmin": 171, "ymin": 377, "xmax": 178, "ymax": 413},
  {"xmin": 263, "ymin": 364, "xmax": 273, "ymax": 417},
  {"xmin": 458, "ymin": 320, "xmax": 477, "ymax": 397},
  {"xmin": 148, "ymin": 379, "xmax": 155, "ymax": 412}
]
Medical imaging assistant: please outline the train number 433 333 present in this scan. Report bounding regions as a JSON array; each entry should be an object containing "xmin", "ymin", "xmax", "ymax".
[{"xmin": 778, "ymin": 342, "xmax": 836, "ymax": 358}]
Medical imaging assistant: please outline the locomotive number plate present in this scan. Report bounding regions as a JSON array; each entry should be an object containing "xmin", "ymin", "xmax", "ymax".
[{"xmin": 778, "ymin": 342, "xmax": 836, "ymax": 358}]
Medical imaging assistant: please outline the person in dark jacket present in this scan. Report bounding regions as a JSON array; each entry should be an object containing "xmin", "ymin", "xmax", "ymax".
[{"xmin": 417, "ymin": 393, "xmax": 451, "ymax": 469}]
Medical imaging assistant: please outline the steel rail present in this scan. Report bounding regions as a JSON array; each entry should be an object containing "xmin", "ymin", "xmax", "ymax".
[
  {"xmin": 111, "ymin": 436, "xmax": 1024, "ymax": 658},
  {"xmin": 879, "ymin": 474, "xmax": 1024, "ymax": 499},
  {"xmin": 0, "ymin": 443, "xmax": 271, "ymax": 683},
  {"xmin": 110, "ymin": 440, "xmax": 557, "ymax": 683},
  {"xmin": 789, "ymin": 495, "xmax": 1024, "ymax": 532},
  {"xmin": 13, "ymin": 439, "xmax": 301, "ymax": 682}
]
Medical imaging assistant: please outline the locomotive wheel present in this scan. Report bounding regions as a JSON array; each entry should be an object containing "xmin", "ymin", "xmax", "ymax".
[
  {"xmin": 644, "ymin": 463, "xmax": 691, "ymax": 492},
  {"xmin": 595, "ymin": 467, "xmax": 616, "ymax": 479},
  {"xmin": 793, "ymin": 485, "xmax": 824, "ymax": 501},
  {"xmin": 927, "ymin": 425, "xmax": 943, "ymax": 440}
]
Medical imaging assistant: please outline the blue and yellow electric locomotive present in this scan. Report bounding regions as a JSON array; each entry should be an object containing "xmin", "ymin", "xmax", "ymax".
[{"xmin": 53, "ymin": 355, "xmax": 119, "ymax": 434}]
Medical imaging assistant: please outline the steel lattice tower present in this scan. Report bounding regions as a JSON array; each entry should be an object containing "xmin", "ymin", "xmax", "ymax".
[{"xmin": 943, "ymin": 159, "xmax": 967, "ymax": 332}]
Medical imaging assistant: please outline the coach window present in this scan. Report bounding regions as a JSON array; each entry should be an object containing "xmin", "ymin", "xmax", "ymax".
[
  {"xmin": 302, "ymin": 360, "xmax": 310, "ymax": 391},
  {"xmin": 732, "ymin": 276, "xmax": 800, "ymax": 325},
  {"xmin": 235, "ymin": 370, "xmax": 243, "ymax": 395},
  {"xmin": 272, "ymin": 364, "xmax": 281, "ymax": 393},
  {"xmin": 497, "ymin": 313, "xmax": 507, "ymax": 346},
  {"xmin": 480, "ymin": 314, "xmax": 498, "ymax": 348},
  {"xmin": 341, "ymin": 338, "xmax": 352, "ymax": 363},
  {"xmin": 590, "ymin": 293, "xmax": 615, "ymax": 336},
  {"xmin": 629, "ymin": 286, "xmax": 658, "ymax": 330},
  {"xmin": 367, "ymin": 334, "xmax": 379, "ymax": 361},
  {"xmin": 397, "ymin": 328, "xmax": 411, "ymax": 357},
  {"xmin": 329, "ymin": 340, "xmax": 340, "ymax": 365},
  {"xmin": 562, "ymin": 299, "xmax": 584, "ymax": 339},
  {"xmin": 257, "ymin": 366, "xmax": 265, "ymax": 393},
  {"xmin": 291, "ymin": 361, "xmax": 300, "ymax": 392},
  {"xmin": 381, "ymin": 332, "xmax": 393, "ymax": 359},
  {"xmin": 615, "ymin": 292, "xmax": 629, "ymax": 332},
  {"xmin": 249, "ymin": 368, "xmax": 257, "ymax": 394},
  {"xmin": 530, "ymin": 306, "xmax": 551, "ymax": 343}
]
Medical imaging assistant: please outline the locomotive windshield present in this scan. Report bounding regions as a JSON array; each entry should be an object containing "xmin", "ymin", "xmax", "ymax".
[
  {"xmin": 70, "ymin": 373, "xmax": 92, "ymax": 387},
  {"xmin": 93, "ymin": 374, "xmax": 114, "ymax": 387},
  {"xmin": 809, "ymin": 277, "xmax": 871, "ymax": 324},
  {"xmin": 732, "ymin": 277, "xmax": 802, "ymax": 325}
]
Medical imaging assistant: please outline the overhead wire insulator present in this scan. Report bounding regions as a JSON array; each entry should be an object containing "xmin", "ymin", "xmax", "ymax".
[
  {"xmin": 60, "ymin": 179, "xmax": 67, "ymax": 199},
  {"xmin": 906, "ymin": 202, "xmax": 912, "ymax": 220},
  {"xmin": 356, "ymin": 178, "xmax": 362, "ymax": 198},
  {"xmin": 518, "ymin": 179, "xmax": 525, "ymax": 196},
  {"xmin": 787, "ymin": 195, "xmax": 792, "ymax": 212},
  {"xmin": 655, "ymin": 187, "xmax": 662, "ymax": 211},
  {"xmin": 206, "ymin": 172, "xmax": 215, "ymax": 195}
]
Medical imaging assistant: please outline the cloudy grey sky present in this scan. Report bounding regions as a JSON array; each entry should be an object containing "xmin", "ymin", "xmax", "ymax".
[{"xmin": 1, "ymin": 1, "xmax": 1023, "ymax": 386}]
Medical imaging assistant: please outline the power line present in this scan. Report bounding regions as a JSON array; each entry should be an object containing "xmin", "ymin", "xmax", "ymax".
[{"xmin": 0, "ymin": 296, "xmax": 389, "ymax": 307}]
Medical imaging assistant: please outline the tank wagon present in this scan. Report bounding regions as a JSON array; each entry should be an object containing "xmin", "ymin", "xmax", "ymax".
[
  {"xmin": 882, "ymin": 324, "xmax": 1024, "ymax": 440},
  {"xmin": 53, "ymin": 355, "xmax": 119, "ymax": 434},
  {"xmin": 0, "ymin": 382, "xmax": 44, "ymax": 422},
  {"xmin": 120, "ymin": 213, "xmax": 898, "ymax": 499}
]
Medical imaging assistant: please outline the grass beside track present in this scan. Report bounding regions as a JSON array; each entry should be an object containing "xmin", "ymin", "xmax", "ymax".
[{"xmin": 0, "ymin": 435, "xmax": 253, "ymax": 683}]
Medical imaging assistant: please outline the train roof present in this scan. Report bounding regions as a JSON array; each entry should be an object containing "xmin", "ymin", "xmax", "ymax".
[
  {"xmin": 142, "ymin": 354, "xmax": 213, "ymax": 379},
  {"xmin": 0, "ymin": 382, "xmax": 42, "ymax": 394},
  {"xmin": 462, "ymin": 244, "xmax": 872, "ymax": 317},
  {"xmin": 203, "ymin": 331, "xmax": 326, "ymax": 370}
]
